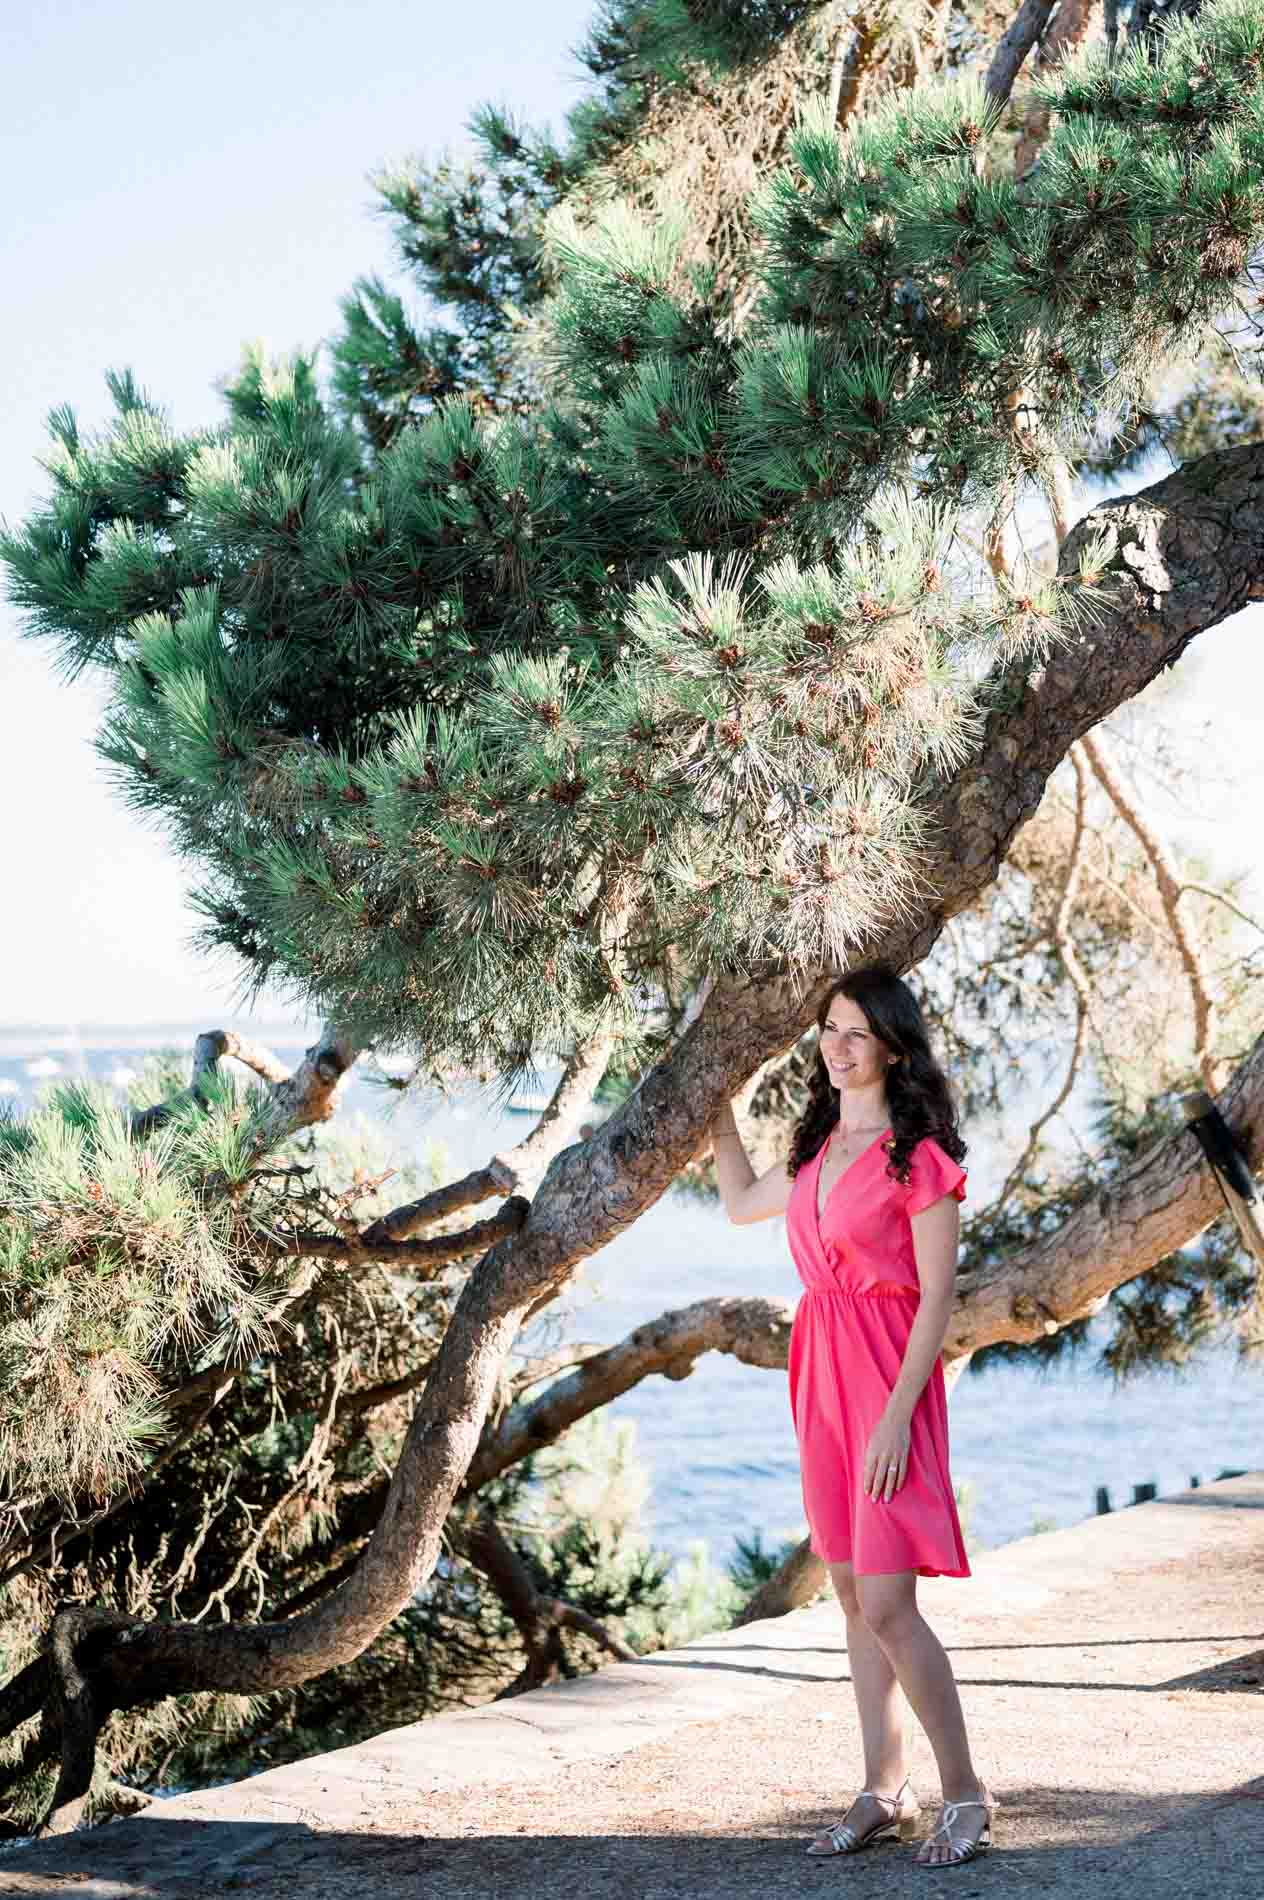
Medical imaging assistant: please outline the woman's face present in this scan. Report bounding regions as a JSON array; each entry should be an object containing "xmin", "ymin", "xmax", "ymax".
[{"xmin": 819, "ymin": 992, "xmax": 894, "ymax": 1096}]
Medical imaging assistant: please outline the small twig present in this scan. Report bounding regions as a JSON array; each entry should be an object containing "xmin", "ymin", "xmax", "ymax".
[
  {"xmin": 362, "ymin": 1029, "xmax": 613, "ymax": 1248},
  {"xmin": 1081, "ymin": 729, "xmax": 1222, "ymax": 1090},
  {"xmin": 993, "ymin": 741, "xmax": 1094, "ymax": 1207},
  {"xmin": 508, "ymin": 1341, "xmax": 608, "ymax": 1397},
  {"xmin": 192, "ymin": 1345, "xmax": 350, "ymax": 1623},
  {"xmin": 1174, "ymin": 882, "xmax": 1264, "ymax": 939}
]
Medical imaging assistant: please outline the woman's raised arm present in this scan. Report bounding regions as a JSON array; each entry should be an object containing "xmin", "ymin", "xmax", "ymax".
[{"xmin": 709, "ymin": 1099, "xmax": 793, "ymax": 1225}]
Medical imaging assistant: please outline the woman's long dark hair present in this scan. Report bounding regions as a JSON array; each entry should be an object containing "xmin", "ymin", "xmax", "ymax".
[{"xmin": 788, "ymin": 963, "xmax": 966, "ymax": 1186}]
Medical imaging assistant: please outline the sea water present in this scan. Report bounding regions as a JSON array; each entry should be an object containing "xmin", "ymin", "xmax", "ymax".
[{"xmin": 2, "ymin": 1028, "xmax": 1259, "ymax": 1564}]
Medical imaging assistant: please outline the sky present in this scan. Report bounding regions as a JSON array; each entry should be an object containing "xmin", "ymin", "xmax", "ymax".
[{"xmin": 1, "ymin": 1, "xmax": 1261, "ymax": 1029}]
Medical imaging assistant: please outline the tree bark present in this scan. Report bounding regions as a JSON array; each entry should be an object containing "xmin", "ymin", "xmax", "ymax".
[
  {"xmin": 363, "ymin": 1027, "xmax": 615, "ymax": 1244},
  {"xmin": 984, "ymin": 0, "xmax": 1059, "ymax": 107},
  {"xmin": 131, "ymin": 1022, "xmax": 359, "ymax": 1141},
  {"xmin": 731, "ymin": 1537, "xmax": 830, "ymax": 1626},
  {"xmin": 1014, "ymin": 0, "xmax": 1101, "ymax": 177},
  {"xmin": 10, "ymin": 440, "xmax": 1264, "ymax": 1827},
  {"xmin": 947, "ymin": 1026, "xmax": 1264, "ymax": 1354},
  {"xmin": 464, "ymin": 1296, "xmax": 794, "ymax": 1490}
]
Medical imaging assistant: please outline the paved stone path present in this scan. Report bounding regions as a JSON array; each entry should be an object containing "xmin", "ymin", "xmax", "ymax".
[{"xmin": 3, "ymin": 1473, "xmax": 1262, "ymax": 1897}]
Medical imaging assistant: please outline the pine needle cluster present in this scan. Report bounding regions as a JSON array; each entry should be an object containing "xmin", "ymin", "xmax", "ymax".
[
  {"xmin": 0, "ymin": 1080, "xmax": 272, "ymax": 1503},
  {"xmin": 9, "ymin": 9, "xmax": 1257, "ymax": 1080}
]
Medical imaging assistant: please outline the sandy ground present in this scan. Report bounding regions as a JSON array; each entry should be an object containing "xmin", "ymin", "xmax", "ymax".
[{"xmin": 3, "ymin": 1476, "xmax": 1262, "ymax": 1898}]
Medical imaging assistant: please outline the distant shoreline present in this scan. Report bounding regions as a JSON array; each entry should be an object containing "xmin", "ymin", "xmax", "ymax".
[{"xmin": 0, "ymin": 1023, "xmax": 318, "ymax": 1060}]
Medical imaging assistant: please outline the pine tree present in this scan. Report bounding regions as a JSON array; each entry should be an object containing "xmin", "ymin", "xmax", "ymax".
[{"xmin": 2, "ymin": 0, "xmax": 1264, "ymax": 1836}]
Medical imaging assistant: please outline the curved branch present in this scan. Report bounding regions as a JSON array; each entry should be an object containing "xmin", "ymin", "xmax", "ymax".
[
  {"xmin": 463, "ymin": 1295, "xmax": 794, "ymax": 1492},
  {"xmin": 457, "ymin": 1511, "xmax": 636, "ymax": 1695},
  {"xmin": 277, "ymin": 1299, "xmax": 796, "ymax": 1598},
  {"xmin": 1080, "ymin": 727, "xmax": 1220, "ymax": 1088},
  {"xmin": 130, "ymin": 1022, "xmax": 357, "ymax": 1142},
  {"xmin": 359, "ymin": 1162, "xmax": 520, "ymax": 1243},
  {"xmin": 946, "ymin": 1026, "xmax": 1264, "ymax": 1355},
  {"xmin": 5, "ymin": 443, "xmax": 1262, "ymax": 1812},
  {"xmin": 362, "ymin": 1028, "xmax": 614, "ymax": 1246},
  {"xmin": 43, "ymin": 1612, "xmax": 104, "ymax": 1836},
  {"xmin": 259, "ymin": 1195, "xmax": 530, "ymax": 1270}
]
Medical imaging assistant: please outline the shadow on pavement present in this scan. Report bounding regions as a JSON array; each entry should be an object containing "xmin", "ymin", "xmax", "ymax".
[{"xmin": 5, "ymin": 1778, "xmax": 1261, "ymax": 1899}]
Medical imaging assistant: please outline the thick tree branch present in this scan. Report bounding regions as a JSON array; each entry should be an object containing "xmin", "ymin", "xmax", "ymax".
[
  {"xmin": 258, "ymin": 1196, "xmax": 530, "ymax": 1271},
  {"xmin": 279, "ymin": 1301, "xmax": 795, "ymax": 1601},
  {"xmin": 8, "ymin": 443, "xmax": 1263, "ymax": 1818},
  {"xmin": 828, "ymin": 12, "xmax": 883, "ymax": 133},
  {"xmin": 1015, "ymin": 0, "xmax": 1101, "ymax": 177},
  {"xmin": 354, "ymin": 1164, "xmax": 516, "ymax": 1242},
  {"xmin": 463, "ymin": 1296, "xmax": 794, "ymax": 1493},
  {"xmin": 251, "ymin": 1025, "xmax": 362, "ymax": 1147},
  {"xmin": 0, "ymin": 1656, "xmax": 50, "ymax": 1741},
  {"xmin": 985, "ymin": 0, "xmax": 1059, "ymax": 107},
  {"xmin": 457, "ymin": 1511, "xmax": 637, "ymax": 1695},
  {"xmin": 43, "ymin": 1612, "xmax": 104, "ymax": 1835},
  {"xmin": 947, "ymin": 1025, "xmax": 1264, "ymax": 1354},
  {"xmin": 131, "ymin": 1022, "xmax": 358, "ymax": 1142},
  {"xmin": 732, "ymin": 1538, "xmax": 829, "ymax": 1626}
]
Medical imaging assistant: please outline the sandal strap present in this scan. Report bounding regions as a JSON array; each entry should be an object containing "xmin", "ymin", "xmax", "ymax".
[
  {"xmin": 926, "ymin": 1798, "xmax": 988, "ymax": 1843},
  {"xmin": 856, "ymin": 1776, "xmax": 910, "ymax": 1810},
  {"xmin": 821, "ymin": 1780, "xmax": 912, "ymax": 1853}
]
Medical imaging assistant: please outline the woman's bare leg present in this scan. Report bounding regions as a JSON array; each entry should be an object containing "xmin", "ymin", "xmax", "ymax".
[
  {"xmin": 830, "ymin": 1561, "xmax": 908, "ymax": 1787},
  {"xmin": 806, "ymin": 1560, "xmax": 912, "ymax": 1853},
  {"xmin": 855, "ymin": 1570, "xmax": 990, "ymax": 1866}
]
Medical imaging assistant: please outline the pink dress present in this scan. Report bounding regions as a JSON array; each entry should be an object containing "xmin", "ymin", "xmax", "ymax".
[{"xmin": 785, "ymin": 1126, "xmax": 970, "ymax": 1577}]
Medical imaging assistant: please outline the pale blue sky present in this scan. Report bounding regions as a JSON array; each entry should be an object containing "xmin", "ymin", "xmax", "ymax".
[
  {"xmin": 2, "ymin": 2, "xmax": 1260, "ymax": 1027},
  {"xmin": 1, "ymin": 0, "xmax": 593, "ymax": 1026}
]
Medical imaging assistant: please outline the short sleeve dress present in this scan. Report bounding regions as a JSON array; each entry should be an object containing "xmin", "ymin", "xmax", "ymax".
[{"xmin": 785, "ymin": 1127, "xmax": 970, "ymax": 1578}]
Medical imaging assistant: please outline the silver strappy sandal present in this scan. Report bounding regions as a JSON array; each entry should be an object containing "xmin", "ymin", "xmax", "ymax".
[
  {"xmin": 915, "ymin": 1785, "xmax": 999, "ymax": 1866},
  {"xmin": 805, "ymin": 1775, "xmax": 920, "ymax": 1856}
]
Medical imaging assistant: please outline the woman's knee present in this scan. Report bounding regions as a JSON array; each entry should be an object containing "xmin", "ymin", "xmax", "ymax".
[
  {"xmin": 827, "ymin": 1560, "xmax": 862, "ymax": 1620},
  {"xmin": 856, "ymin": 1575, "xmax": 917, "ymax": 1640}
]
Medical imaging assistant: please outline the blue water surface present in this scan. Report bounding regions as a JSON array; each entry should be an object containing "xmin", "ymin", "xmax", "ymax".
[{"xmin": 2, "ymin": 1027, "xmax": 1258, "ymax": 1566}]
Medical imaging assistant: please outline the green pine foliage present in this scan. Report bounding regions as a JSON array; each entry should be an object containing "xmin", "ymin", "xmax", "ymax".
[
  {"xmin": 13, "ymin": 8, "xmax": 1260, "ymax": 1090},
  {"xmin": 0, "ymin": 1079, "xmax": 274, "ymax": 1503},
  {"xmin": 1, "ymin": 3, "xmax": 1262, "ymax": 1825}
]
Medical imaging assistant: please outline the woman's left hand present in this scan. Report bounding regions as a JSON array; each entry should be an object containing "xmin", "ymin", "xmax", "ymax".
[{"xmin": 863, "ymin": 1408, "xmax": 912, "ymax": 1502}]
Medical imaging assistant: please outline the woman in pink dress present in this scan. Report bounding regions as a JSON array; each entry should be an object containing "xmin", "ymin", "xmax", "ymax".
[{"xmin": 709, "ymin": 963, "xmax": 997, "ymax": 1868}]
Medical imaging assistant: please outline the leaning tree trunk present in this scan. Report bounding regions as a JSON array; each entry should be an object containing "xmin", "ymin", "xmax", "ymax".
[{"xmin": 15, "ymin": 440, "xmax": 1264, "ymax": 1832}]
